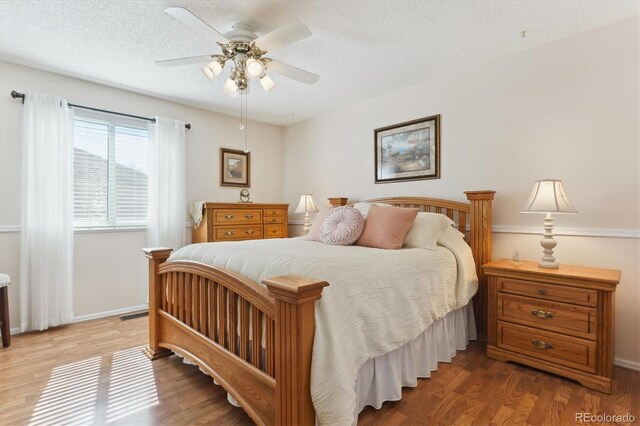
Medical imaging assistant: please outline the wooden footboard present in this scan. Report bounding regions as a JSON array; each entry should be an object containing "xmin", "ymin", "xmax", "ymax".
[{"xmin": 143, "ymin": 248, "xmax": 327, "ymax": 425}]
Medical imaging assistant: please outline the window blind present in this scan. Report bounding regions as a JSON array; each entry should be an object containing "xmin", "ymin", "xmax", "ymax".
[{"xmin": 73, "ymin": 115, "xmax": 148, "ymax": 227}]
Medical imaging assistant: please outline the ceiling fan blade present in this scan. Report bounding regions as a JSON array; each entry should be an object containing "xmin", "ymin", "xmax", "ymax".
[
  {"xmin": 254, "ymin": 21, "xmax": 311, "ymax": 53},
  {"xmin": 164, "ymin": 7, "xmax": 228, "ymax": 44},
  {"xmin": 267, "ymin": 60, "xmax": 319, "ymax": 85},
  {"xmin": 156, "ymin": 55, "xmax": 215, "ymax": 67}
]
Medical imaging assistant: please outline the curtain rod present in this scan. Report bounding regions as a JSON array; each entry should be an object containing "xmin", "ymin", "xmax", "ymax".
[{"xmin": 10, "ymin": 90, "xmax": 191, "ymax": 130}]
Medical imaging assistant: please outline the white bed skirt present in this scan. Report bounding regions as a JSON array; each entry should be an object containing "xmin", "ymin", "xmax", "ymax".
[
  {"xmin": 352, "ymin": 301, "xmax": 476, "ymax": 423},
  {"xmin": 185, "ymin": 302, "xmax": 476, "ymax": 424}
]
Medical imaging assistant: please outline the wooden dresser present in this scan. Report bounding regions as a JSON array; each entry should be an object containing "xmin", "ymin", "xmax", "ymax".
[
  {"xmin": 483, "ymin": 259, "xmax": 620, "ymax": 393},
  {"xmin": 192, "ymin": 202, "xmax": 289, "ymax": 243}
]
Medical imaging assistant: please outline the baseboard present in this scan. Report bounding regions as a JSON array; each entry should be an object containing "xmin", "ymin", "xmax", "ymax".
[
  {"xmin": 9, "ymin": 304, "xmax": 148, "ymax": 335},
  {"xmin": 615, "ymin": 357, "xmax": 640, "ymax": 371}
]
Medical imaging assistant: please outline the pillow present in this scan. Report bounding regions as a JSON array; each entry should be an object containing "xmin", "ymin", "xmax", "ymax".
[
  {"xmin": 352, "ymin": 201, "xmax": 392, "ymax": 219},
  {"xmin": 356, "ymin": 205, "xmax": 419, "ymax": 249},
  {"xmin": 307, "ymin": 206, "xmax": 334, "ymax": 241},
  {"xmin": 404, "ymin": 212, "xmax": 455, "ymax": 251},
  {"xmin": 320, "ymin": 206, "xmax": 365, "ymax": 245}
]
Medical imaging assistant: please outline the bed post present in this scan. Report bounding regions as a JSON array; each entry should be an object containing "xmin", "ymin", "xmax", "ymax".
[
  {"xmin": 142, "ymin": 247, "xmax": 174, "ymax": 360},
  {"xmin": 464, "ymin": 190, "xmax": 496, "ymax": 339},
  {"xmin": 263, "ymin": 275, "xmax": 329, "ymax": 426}
]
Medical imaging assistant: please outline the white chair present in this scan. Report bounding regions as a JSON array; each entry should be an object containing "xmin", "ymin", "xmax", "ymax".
[{"xmin": 0, "ymin": 274, "xmax": 10, "ymax": 347}]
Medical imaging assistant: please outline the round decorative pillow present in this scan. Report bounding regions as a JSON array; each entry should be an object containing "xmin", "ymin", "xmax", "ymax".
[{"xmin": 320, "ymin": 206, "xmax": 365, "ymax": 246}]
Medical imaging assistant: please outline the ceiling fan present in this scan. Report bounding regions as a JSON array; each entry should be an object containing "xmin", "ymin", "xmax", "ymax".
[{"xmin": 157, "ymin": 7, "xmax": 319, "ymax": 97}]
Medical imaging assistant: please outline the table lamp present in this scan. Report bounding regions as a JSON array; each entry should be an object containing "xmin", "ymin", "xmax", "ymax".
[
  {"xmin": 295, "ymin": 194, "xmax": 319, "ymax": 234},
  {"xmin": 520, "ymin": 179, "xmax": 578, "ymax": 269}
]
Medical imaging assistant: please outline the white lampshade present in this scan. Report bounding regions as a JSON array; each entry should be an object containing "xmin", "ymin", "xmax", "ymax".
[
  {"xmin": 294, "ymin": 194, "xmax": 319, "ymax": 213},
  {"xmin": 246, "ymin": 59, "xmax": 266, "ymax": 80},
  {"xmin": 520, "ymin": 180, "xmax": 578, "ymax": 214},
  {"xmin": 224, "ymin": 78, "xmax": 239, "ymax": 97},
  {"xmin": 260, "ymin": 74, "xmax": 277, "ymax": 92}
]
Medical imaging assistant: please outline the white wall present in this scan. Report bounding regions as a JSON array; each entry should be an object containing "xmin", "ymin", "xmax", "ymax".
[
  {"xmin": 0, "ymin": 61, "xmax": 284, "ymax": 325},
  {"xmin": 282, "ymin": 18, "xmax": 640, "ymax": 366}
]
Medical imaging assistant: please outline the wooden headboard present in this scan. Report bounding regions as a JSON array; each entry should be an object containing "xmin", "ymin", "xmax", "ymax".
[{"xmin": 331, "ymin": 190, "xmax": 496, "ymax": 336}]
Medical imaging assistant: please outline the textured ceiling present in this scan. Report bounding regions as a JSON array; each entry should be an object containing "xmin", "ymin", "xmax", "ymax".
[{"xmin": 0, "ymin": 0, "xmax": 638, "ymax": 126}]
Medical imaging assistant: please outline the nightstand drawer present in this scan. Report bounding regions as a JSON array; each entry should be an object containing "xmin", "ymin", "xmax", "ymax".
[
  {"xmin": 498, "ymin": 293, "xmax": 597, "ymax": 340},
  {"xmin": 264, "ymin": 224, "xmax": 285, "ymax": 238},
  {"xmin": 214, "ymin": 210, "xmax": 262, "ymax": 224},
  {"xmin": 214, "ymin": 225, "xmax": 263, "ymax": 240},
  {"xmin": 497, "ymin": 322, "xmax": 596, "ymax": 373},
  {"xmin": 498, "ymin": 278, "xmax": 598, "ymax": 307}
]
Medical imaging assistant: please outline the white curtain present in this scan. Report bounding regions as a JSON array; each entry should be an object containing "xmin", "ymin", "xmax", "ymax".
[
  {"xmin": 147, "ymin": 116, "xmax": 187, "ymax": 250},
  {"xmin": 20, "ymin": 93, "xmax": 75, "ymax": 332}
]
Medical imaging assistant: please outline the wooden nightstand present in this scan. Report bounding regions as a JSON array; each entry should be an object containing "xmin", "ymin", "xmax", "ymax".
[{"xmin": 483, "ymin": 259, "xmax": 620, "ymax": 394}]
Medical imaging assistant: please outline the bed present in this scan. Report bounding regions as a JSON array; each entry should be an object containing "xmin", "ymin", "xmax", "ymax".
[{"xmin": 143, "ymin": 191, "xmax": 495, "ymax": 425}]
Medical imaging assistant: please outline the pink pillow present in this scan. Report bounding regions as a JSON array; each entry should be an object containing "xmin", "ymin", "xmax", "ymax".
[
  {"xmin": 356, "ymin": 205, "xmax": 419, "ymax": 249},
  {"xmin": 307, "ymin": 206, "xmax": 334, "ymax": 241},
  {"xmin": 320, "ymin": 207, "xmax": 364, "ymax": 245}
]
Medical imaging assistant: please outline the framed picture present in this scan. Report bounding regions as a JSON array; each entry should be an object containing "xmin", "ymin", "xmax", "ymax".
[
  {"xmin": 220, "ymin": 148, "xmax": 250, "ymax": 187},
  {"xmin": 374, "ymin": 114, "xmax": 440, "ymax": 183}
]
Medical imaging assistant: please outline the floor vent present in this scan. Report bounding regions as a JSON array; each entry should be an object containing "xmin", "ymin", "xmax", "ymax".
[{"xmin": 119, "ymin": 311, "xmax": 149, "ymax": 321}]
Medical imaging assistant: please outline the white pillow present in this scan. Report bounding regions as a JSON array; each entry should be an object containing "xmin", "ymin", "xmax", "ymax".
[
  {"xmin": 403, "ymin": 212, "xmax": 455, "ymax": 250},
  {"xmin": 320, "ymin": 206, "xmax": 365, "ymax": 245},
  {"xmin": 352, "ymin": 201, "xmax": 392, "ymax": 219}
]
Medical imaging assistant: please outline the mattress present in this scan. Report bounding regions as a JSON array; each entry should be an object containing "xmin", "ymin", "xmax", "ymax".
[{"xmin": 170, "ymin": 228, "xmax": 478, "ymax": 425}]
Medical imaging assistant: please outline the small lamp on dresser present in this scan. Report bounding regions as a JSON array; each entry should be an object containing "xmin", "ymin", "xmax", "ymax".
[
  {"xmin": 295, "ymin": 194, "xmax": 319, "ymax": 235},
  {"xmin": 520, "ymin": 179, "xmax": 578, "ymax": 268}
]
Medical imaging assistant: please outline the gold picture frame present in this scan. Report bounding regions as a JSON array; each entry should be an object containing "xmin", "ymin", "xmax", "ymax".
[
  {"xmin": 220, "ymin": 148, "xmax": 250, "ymax": 187},
  {"xmin": 374, "ymin": 115, "xmax": 440, "ymax": 183}
]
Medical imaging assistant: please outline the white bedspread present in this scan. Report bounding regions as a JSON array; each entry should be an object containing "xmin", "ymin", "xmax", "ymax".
[{"xmin": 170, "ymin": 230, "xmax": 478, "ymax": 425}]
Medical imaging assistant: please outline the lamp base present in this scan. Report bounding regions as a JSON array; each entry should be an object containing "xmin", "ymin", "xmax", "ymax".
[
  {"xmin": 302, "ymin": 212, "xmax": 311, "ymax": 235},
  {"xmin": 539, "ymin": 213, "xmax": 559, "ymax": 269},
  {"xmin": 538, "ymin": 260, "xmax": 559, "ymax": 269}
]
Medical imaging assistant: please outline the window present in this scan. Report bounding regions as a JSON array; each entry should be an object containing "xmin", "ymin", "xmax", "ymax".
[{"xmin": 73, "ymin": 113, "xmax": 149, "ymax": 228}]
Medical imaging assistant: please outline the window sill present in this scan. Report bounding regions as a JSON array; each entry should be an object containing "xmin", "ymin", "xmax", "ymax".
[{"xmin": 74, "ymin": 226, "xmax": 147, "ymax": 234}]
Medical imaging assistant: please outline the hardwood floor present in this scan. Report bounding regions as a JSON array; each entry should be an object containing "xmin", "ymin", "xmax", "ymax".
[{"xmin": 1, "ymin": 315, "xmax": 637, "ymax": 425}]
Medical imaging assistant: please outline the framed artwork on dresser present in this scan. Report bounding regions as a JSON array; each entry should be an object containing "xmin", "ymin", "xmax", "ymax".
[
  {"xmin": 374, "ymin": 114, "xmax": 440, "ymax": 183},
  {"xmin": 220, "ymin": 148, "xmax": 250, "ymax": 187}
]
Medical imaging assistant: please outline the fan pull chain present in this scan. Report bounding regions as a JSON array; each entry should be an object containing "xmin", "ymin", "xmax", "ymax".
[{"xmin": 244, "ymin": 89, "xmax": 248, "ymax": 153}]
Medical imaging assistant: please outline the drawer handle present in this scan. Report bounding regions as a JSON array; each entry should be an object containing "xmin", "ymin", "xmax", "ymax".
[
  {"xmin": 245, "ymin": 229, "xmax": 254, "ymax": 235},
  {"xmin": 225, "ymin": 231, "xmax": 234, "ymax": 236},
  {"xmin": 225, "ymin": 214, "xmax": 234, "ymax": 220},
  {"xmin": 537, "ymin": 289, "xmax": 546, "ymax": 295},
  {"xmin": 272, "ymin": 229, "xmax": 278, "ymax": 233},
  {"xmin": 245, "ymin": 214, "xmax": 254, "ymax": 219},
  {"xmin": 531, "ymin": 309, "xmax": 554, "ymax": 319},
  {"xmin": 531, "ymin": 339, "xmax": 554, "ymax": 350}
]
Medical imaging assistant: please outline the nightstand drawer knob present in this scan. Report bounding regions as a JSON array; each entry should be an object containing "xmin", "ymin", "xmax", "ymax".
[
  {"xmin": 225, "ymin": 231, "xmax": 234, "ymax": 236},
  {"xmin": 531, "ymin": 309, "xmax": 554, "ymax": 319},
  {"xmin": 537, "ymin": 289, "xmax": 546, "ymax": 295},
  {"xmin": 531, "ymin": 339, "xmax": 554, "ymax": 350},
  {"xmin": 245, "ymin": 214, "xmax": 254, "ymax": 219},
  {"xmin": 245, "ymin": 229, "xmax": 254, "ymax": 234},
  {"xmin": 225, "ymin": 214, "xmax": 234, "ymax": 220}
]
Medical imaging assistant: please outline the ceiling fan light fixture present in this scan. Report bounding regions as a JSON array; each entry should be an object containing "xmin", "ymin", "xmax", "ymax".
[
  {"xmin": 201, "ymin": 65, "xmax": 214, "ymax": 81},
  {"xmin": 260, "ymin": 74, "xmax": 277, "ymax": 92},
  {"xmin": 224, "ymin": 77, "xmax": 239, "ymax": 97},
  {"xmin": 206, "ymin": 60, "xmax": 224, "ymax": 77},
  {"xmin": 246, "ymin": 58, "xmax": 266, "ymax": 80}
]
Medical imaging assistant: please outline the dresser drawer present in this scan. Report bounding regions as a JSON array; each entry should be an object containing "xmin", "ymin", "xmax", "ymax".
[
  {"xmin": 497, "ymin": 322, "xmax": 596, "ymax": 373},
  {"xmin": 498, "ymin": 277, "xmax": 598, "ymax": 307},
  {"xmin": 498, "ymin": 293, "xmax": 597, "ymax": 340},
  {"xmin": 214, "ymin": 225, "xmax": 263, "ymax": 241},
  {"xmin": 263, "ymin": 216, "xmax": 284, "ymax": 224},
  {"xmin": 264, "ymin": 224, "xmax": 285, "ymax": 238},
  {"xmin": 264, "ymin": 209, "xmax": 285, "ymax": 217},
  {"xmin": 213, "ymin": 210, "xmax": 262, "ymax": 225}
]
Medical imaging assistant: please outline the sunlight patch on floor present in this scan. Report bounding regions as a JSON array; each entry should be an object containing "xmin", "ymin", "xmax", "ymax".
[
  {"xmin": 28, "ymin": 346, "xmax": 160, "ymax": 425},
  {"xmin": 106, "ymin": 346, "xmax": 159, "ymax": 423},
  {"xmin": 28, "ymin": 356, "xmax": 101, "ymax": 426}
]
